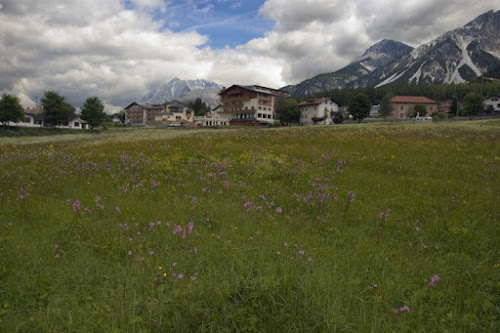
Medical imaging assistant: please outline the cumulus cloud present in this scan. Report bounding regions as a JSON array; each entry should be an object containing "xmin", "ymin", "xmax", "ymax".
[{"xmin": 0, "ymin": 0, "xmax": 498, "ymax": 112}]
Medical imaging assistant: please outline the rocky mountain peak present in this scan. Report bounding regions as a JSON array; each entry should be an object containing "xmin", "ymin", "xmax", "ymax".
[{"xmin": 140, "ymin": 78, "xmax": 223, "ymax": 107}]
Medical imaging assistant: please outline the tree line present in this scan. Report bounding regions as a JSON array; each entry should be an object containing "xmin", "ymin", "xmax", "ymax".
[{"xmin": 0, "ymin": 91, "xmax": 108, "ymax": 129}]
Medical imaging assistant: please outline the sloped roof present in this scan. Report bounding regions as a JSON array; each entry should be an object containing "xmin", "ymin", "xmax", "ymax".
[
  {"xmin": 391, "ymin": 96, "xmax": 437, "ymax": 104},
  {"xmin": 298, "ymin": 97, "xmax": 341, "ymax": 107},
  {"xmin": 219, "ymin": 84, "xmax": 288, "ymax": 96},
  {"xmin": 23, "ymin": 108, "xmax": 43, "ymax": 116}
]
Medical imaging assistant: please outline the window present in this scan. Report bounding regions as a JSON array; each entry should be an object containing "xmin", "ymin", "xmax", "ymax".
[
  {"xmin": 74, "ymin": 122, "xmax": 80, "ymax": 127},
  {"xmin": 24, "ymin": 117, "xmax": 31, "ymax": 123},
  {"xmin": 400, "ymin": 106, "xmax": 404, "ymax": 110}
]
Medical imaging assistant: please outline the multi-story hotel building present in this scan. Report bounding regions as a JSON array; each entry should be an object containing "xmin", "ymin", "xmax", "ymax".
[{"xmin": 219, "ymin": 85, "xmax": 290, "ymax": 125}]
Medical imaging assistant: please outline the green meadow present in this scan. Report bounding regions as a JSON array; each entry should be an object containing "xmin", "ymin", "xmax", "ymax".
[{"xmin": 1, "ymin": 121, "xmax": 499, "ymax": 332}]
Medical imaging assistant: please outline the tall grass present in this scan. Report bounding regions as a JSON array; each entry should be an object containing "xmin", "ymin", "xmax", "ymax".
[{"xmin": 1, "ymin": 121, "xmax": 499, "ymax": 331}]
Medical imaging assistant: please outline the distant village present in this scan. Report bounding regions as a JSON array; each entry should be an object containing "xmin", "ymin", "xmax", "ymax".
[
  {"xmin": 123, "ymin": 84, "xmax": 500, "ymax": 127},
  {"xmin": 6, "ymin": 83, "xmax": 500, "ymax": 129}
]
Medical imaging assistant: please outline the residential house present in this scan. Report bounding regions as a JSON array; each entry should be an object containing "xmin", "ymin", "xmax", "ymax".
[
  {"xmin": 370, "ymin": 104, "xmax": 381, "ymax": 118},
  {"xmin": 6, "ymin": 107, "xmax": 87, "ymax": 129},
  {"xmin": 124, "ymin": 102, "xmax": 166, "ymax": 124},
  {"xmin": 155, "ymin": 101, "xmax": 195, "ymax": 124},
  {"xmin": 18, "ymin": 108, "xmax": 44, "ymax": 127},
  {"xmin": 438, "ymin": 100, "xmax": 453, "ymax": 117},
  {"xmin": 195, "ymin": 105, "xmax": 231, "ymax": 127},
  {"xmin": 298, "ymin": 97, "xmax": 340, "ymax": 126},
  {"xmin": 219, "ymin": 85, "xmax": 289, "ymax": 125},
  {"xmin": 111, "ymin": 113, "xmax": 122, "ymax": 123},
  {"xmin": 484, "ymin": 95, "xmax": 500, "ymax": 113},
  {"xmin": 390, "ymin": 96, "xmax": 438, "ymax": 119}
]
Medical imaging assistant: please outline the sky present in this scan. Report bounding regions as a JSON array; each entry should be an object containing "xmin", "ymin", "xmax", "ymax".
[{"xmin": 0, "ymin": 0, "xmax": 499, "ymax": 113}]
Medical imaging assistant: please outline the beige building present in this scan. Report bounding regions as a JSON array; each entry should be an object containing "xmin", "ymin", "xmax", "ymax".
[
  {"xmin": 124, "ymin": 102, "xmax": 165, "ymax": 124},
  {"xmin": 390, "ymin": 96, "xmax": 438, "ymax": 119},
  {"xmin": 155, "ymin": 101, "xmax": 194, "ymax": 124}
]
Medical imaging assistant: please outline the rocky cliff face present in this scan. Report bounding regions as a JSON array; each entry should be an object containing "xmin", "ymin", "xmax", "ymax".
[
  {"xmin": 371, "ymin": 10, "xmax": 500, "ymax": 87},
  {"xmin": 283, "ymin": 39, "xmax": 413, "ymax": 97}
]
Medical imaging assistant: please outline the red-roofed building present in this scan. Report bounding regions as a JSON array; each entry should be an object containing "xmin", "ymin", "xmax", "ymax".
[
  {"xmin": 390, "ymin": 96, "xmax": 438, "ymax": 119},
  {"xmin": 298, "ymin": 97, "xmax": 340, "ymax": 126}
]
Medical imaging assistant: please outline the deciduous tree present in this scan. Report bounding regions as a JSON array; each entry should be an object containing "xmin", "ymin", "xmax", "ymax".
[
  {"xmin": 0, "ymin": 93, "xmax": 24, "ymax": 126},
  {"xmin": 41, "ymin": 91, "xmax": 75, "ymax": 127},
  {"xmin": 460, "ymin": 92, "xmax": 484, "ymax": 119},
  {"xmin": 378, "ymin": 93, "xmax": 393, "ymax": 118},
  {"xmin": 275, "ymin": 97, "xmax": 300, "ymax": 125},
  {"xmin": 348, "ymin": 93, "xmax": 371, "ymax": 123},
  {"xmin": 81, "ymin": 96, "xmax": 106, "ymax": 130},
  {"xmin": 408, "ymin": 103, "xmax": 427, "ymax": 118}
]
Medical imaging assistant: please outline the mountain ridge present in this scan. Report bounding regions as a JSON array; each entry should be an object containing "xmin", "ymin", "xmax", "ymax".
[
  {"xmin": 140, "ymin": 78, "xmax": 223, "ymax": 107},
  {"xmin": 284, "ymin": 9, "xmax": 500, "ymax": 97}
]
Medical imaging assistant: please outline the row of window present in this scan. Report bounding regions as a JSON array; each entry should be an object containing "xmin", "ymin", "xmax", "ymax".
[
  {"xmin": 225, "ymin": 106, "xmax": 256, "ymax": 112},
  {"xmin": 258, "ymin": 106, "xmax": 272, "ymax": 111},
  {"xmin": 257, "ymin": 113, "xmax": 273, "ymax": 119}
]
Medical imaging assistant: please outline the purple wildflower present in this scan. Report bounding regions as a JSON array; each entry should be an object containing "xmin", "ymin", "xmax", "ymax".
[
  {"xmin": 96, "ymin": 203, "xmax": 104, "ymax": 209},
  {"xmin": 177, "ymin": 273, "xmax": 184, "ymax": 280},
  {"xmin": 115, "ymin": 206, "xmax": 121, "ymax": 213},
  {"xmin": 187, "ymin": 221, "xmax": 194, "ymax": 234},
  {"xmin": 429, "ymin": 274, "xmax": 441, "ymax": 286},
  {"xmin": 173, "ymin": 225, "xmax": 182, "ymax": 235},
  {"xmin": 95, "ymin": 195, "xmax": 101, "ymax": 202},
  {"xmin": 73, "ymin": 200, "xmax": 81, "ymax": 212},
  {"xmin": 394, "ymin": 305, "xmax": 410, "ymax": 313},
  {"xmin": 276, "ymin": 207, "xmax": 283, "ymax": 213}
]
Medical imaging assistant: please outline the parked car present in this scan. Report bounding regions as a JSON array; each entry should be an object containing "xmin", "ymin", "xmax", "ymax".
[{"xmin": 168, "ymin": 122, "xmax": 183, "ymax": 127}]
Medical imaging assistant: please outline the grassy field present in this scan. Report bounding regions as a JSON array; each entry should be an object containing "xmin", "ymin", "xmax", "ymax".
[{"xmin": 1, "ymin": 121, "xmax": 499, "ymax": 331}]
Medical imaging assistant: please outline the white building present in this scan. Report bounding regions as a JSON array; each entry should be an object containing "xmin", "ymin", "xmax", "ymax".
[
  {"xmin": 6, "ymin": 108, "xmax": 88, "ymax": 129},
  {"xmin": 195, "ymin": 105, "xmax": 231, "ymax": 126},
  {"xmin": 484, "ymin": 95, "xmax": 500, "ymax": 113},
  {"xmin": 298, "ymin": 97, "xmax": 340, "ymax": 126}
]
